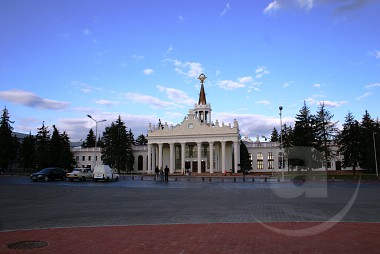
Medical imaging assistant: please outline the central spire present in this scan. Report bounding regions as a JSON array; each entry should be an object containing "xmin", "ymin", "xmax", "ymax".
[{"xmin": 197, "ymin": 73, "xmax": 207, "ymax": 105}]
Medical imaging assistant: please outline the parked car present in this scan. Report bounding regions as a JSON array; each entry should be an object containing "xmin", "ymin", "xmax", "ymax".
[
  {"xmin": 30, "ymin": 167, "xmax": 66, "ymax": 181},
  {"xmin": 93, "ymin": 165, "xmax": 119, "ymax": 181},
  {"xmin": 66, "ymin": 168, "xmax": 93, "ymax": 181}
]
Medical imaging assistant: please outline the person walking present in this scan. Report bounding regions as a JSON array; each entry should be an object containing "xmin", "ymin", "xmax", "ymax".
[
  {"xmin": 155, "ymin": 166, "xmax": 159, "ymax": 181},
  {"xmin": 164, "ymin": 165, "xmax": 169, "ymax": 182}
]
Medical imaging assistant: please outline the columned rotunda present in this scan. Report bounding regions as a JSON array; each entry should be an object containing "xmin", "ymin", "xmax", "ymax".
[{"xmin": 147, "ymin": 74, "xmax": 240, "ymax": 174}]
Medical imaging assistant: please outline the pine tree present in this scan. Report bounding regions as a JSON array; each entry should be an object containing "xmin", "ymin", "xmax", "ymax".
[
  {"xmin": 270, "ymin": 127, "xmax": 279, "ymax": 142},
  {"xmin": 49, "ymin": 125, "xmax": 62, "ymax": 167},
  {"xmin": 337, "ymin": 112, "xmax": 361, "ymax": 176},
  {"xmin": 35, "ymin": 122, "xmax": 50, "ymax": 170},
  {"xmin": 314, "ymin": 102, "xmax": 338, "ymax": 172},
  {"xmin": 293, "ymin": 101, "xmax": 315, "ymax": 147},
  {"xmin": 19, "ymin": 132, "xmax": 36, "ymax": 172},
  {"xmin": 135, "ymin": 134, "xmax": 148, "ymax": 146},
  {"xmin": 101, "ymin": 116, "xmax": 134, "ymax": 173},
  {"xmin": 60, "ymin": 131, "xmax": 75, "ymax": 170},
  {"xmin": 0, "ymin": 107, "xmax": 17, "ymax": 171},
  {"xmin": 359, "ymin": 110, "xmax": 376, "ymax": 171},
  {"xmin": 82, "ymin": 129, "xmax": 96, "ymax": 148},
  {"xmin": 48, "ymin": 125, "xmax": 75, "ymax": 170},
  {"xmin": 240, "ymin": 140, "xmax": 251, "ymax": 171}
]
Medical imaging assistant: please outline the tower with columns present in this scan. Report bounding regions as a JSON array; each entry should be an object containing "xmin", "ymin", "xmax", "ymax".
[{"xmin": 147, "ymin": 73, "xmax": 240, "ymax": 174}]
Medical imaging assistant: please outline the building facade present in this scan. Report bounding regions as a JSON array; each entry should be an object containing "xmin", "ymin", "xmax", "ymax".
[{"xmin": 72, "ymin": 73, "xmax": 355, "ymax": 174}]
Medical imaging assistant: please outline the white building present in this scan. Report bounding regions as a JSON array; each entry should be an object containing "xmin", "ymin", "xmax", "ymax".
[
  {"xmin": 72, "ymin": 73, "xmax": 353, "ymax": 174},
  {"xmin": 73, "ymin": 73, "xmax": 240, "ymax": 174}
]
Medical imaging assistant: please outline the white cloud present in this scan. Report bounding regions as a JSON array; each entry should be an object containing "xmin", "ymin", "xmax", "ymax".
[
  {"xmin": 283, "ymin": 81, "xmax": 294, "ymax": 88},
  {"xmin": 167, "ymin": 44, "xmax": 174, "ymax": 53},
  {"xmin": 0, "ymin": 89, "xmax": 69, "ymax": 110},
  {"xmin": 263, "ymin": 0, "xmax": 313, "ymax": 15},
  {"xmin": 95, "ymin": 100, "xmax": 119, "ymax": 106},
  {"xmin": 157, "ymin": 85, "xmax": 195, "ymax": 106},
  {"xmin": 365, "ymin": 82, "xmax": 380, "ymax": 89},
  {"xmin": 171, "ymin": 59, "xmax": 204, "ymax": 78},
  {"xmin": 263, "ymin": 1, "xmax": 281, "ymax": 14},
  {"xmin": 256, "ymin": 100, "xmax": 272, "ymax": 106},
  {"xmin": 255, "ymin": 66, "xmax": 270, "ymax": 79},
  {"xmin": 178, "ymin": 16, "xmax": 184, "ymax": 22},
  {"xmin": 131, "ymin": 55, "xmax": 145, "ymax": 61},
  {"xmin": 214, "ymin": 112, "xmax": 293, "ymax": 138},
  {"xmin": 72, "ymin": 80, "xmax": 102, "ymax": 93},
  {"xmin": 83, "ymin": 29, "xmax": 92, "ymax": 36},
  {"xmin": 356, "ymin": 92, "xmax": 373, "ymax": 100},
  {"xmin": 220, "ymin": 3, "xmax": 230, "ymax": 17},
  {"xmin": 376, "ymin": 50, "xmax": 380, "ymax": 59},
  {"xmin": 322, "ymin": 100, "xmax": 348, "ymax": 107},
  {"xmin": 143, "ymin": 69, "xmax": 154, "ymax": 75},
  {"xmin": 238, "ymin": 76, "xmax": 253, "ymax": 84},
  {"xmin": 313, "ymin": 83, "xmax": 321, "ymax": 88},
  {"xmin": 218, "ymin": 80, "xmax": 246, "ymax": 90},
  {"xmin": 124, "ymin": 92, "xmax": 174, "ymax": 109}
]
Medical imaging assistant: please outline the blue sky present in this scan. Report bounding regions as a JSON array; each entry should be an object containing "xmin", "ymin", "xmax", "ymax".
[{"xmin": 1, "ymin": 0, "xmax": 379, "ymax": 141}]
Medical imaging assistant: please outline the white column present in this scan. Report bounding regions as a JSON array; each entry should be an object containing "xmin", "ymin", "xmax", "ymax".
[
  {"xmin": 147, "ymin": 144, "xmax": 152, "ymax": 174},
  {"xmin": 169, "ymin": 143, "xmax": 174, "ymax": 173},
  {"xmin": 181, "ymin": 143, "xmax": 186, "ymax": 174},
  {"xmin": 209, "ymin": 141, "xmax": 214, "ymax": 173},
  {"xmin": 221, "ymin": 141, "xmax": 226, "ymax": 174},
  {"xmin": 158, "ymin": 143, "xmax": 163, "ymax": 170},
  {"xmin": 234, "ymin": 141, "xmax": 239, "ymax": 173},
  {"xmin": 152, "ymin": 145, "xmax": 156, "ymax": 171},
  {"xmin": 197, "ymin": 142, "xmax": 202, "ymax": 173}
]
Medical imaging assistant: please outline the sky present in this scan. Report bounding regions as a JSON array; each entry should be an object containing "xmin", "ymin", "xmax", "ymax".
[{"xmin": 1, "ymin": 0, "xmax": 380, "ymax": 142}]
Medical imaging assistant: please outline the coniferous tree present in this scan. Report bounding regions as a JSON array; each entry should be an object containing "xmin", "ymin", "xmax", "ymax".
[
  {"xmin": 337, "ymin": 112, "xmax": 361, "ymax": 176},
  {"xmin": 314, "ymin": 102, "xmax": 338, "ymax": 172},
  {"xmin": 19, "ymin": 132, "xmax": 36, "ymax": 172},
  {"xmin": 359, "ymin": 110, "xmax": 377, "ymax": 171},
  {"xmin": 60, "ymin": 131, "xmax": 75, "ymax": 170},
  {"xmin": 49, "ymin": 125, "xmax": 62, "ymax": 167},
  {"xmin": 101, "ymin": 116, "xmax": 134, "ymax": 173},
  {"xmin": 82, "ymin": 129, "xmax": 96, "ymax": 148},
  {"xmin": 126, "ymin": 129, "xmax": 135, "ymax": 171},
  {"xmin": 293, "ymin": 101, "xmax": 315, "ymax": 147},
  {"xmin": 135, "ymin": 134, "xmax": 148, "ymax": 146},
  {"xmin": 240, "ymin": 140, "xmax": 251, "ymax": 171},
  {"xmin": 0, "ymin": 107, "xmax": 17, "ymax": 171},
  {"xmin": 35, "ymin": 122, "xmax": 50, "ymax": 170},
  {"xmin": 270, "ymin": 127, "xmax": 279, "ymax": 142}
]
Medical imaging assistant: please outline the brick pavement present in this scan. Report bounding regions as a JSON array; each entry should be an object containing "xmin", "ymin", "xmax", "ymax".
[{"xmin": 1, "ymin": 222, "xmax": 380, "ymax": 253}]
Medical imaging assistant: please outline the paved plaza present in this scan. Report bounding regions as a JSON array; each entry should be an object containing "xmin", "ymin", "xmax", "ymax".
[{"xmin": 0, "ymin": 175, "xmax": 380, "ymax": 253}]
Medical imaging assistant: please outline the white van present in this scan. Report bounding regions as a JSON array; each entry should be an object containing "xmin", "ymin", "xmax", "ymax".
[{"xmin": 93, "ymin": 165, "xmax": 119, "ymax": 181}]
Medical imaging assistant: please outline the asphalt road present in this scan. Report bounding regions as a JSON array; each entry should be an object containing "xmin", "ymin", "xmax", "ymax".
[{"xmin": 1, "ymin": 175, "xmax": 379, "ymax": 232}]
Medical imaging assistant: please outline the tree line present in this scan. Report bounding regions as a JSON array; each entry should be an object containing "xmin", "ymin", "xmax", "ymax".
[
  {"xmin": 0, "ymin": 107, "xmax": 147, "ymax": 173},
  {"xmin": 268, "ymin": 102, "xmax": 379, "ymax": 175}
]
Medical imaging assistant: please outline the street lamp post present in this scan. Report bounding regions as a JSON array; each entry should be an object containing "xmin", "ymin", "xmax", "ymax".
[
  {"xmin": 279, "ymin": 106, "xmax": 284, "ymax": 182},
  {"xmin": 87, "ymin": 115, "xmax": 106, "ymax": 168}
]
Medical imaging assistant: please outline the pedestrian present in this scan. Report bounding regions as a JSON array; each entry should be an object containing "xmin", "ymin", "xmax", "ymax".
[
  {"xmin": 159, "ymin": 167, "xmax": 164, "ymax": 182},
  {"xmin": 164, "ymin": 165, "xmax": 169, "ymax": 182},
  {"xmin": 155, "ymin": 166, "xmax": 159, "ymax": 181}
]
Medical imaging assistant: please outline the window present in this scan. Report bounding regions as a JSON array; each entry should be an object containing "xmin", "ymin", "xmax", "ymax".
[
  {"xmin": 268, "ymin": 152, "xmax": 274, "ymax": 169},
  {"xmin": 76, "ymin": 156, "xmax": 79, "ymax": 162},
  {"xmin": 88, "ymin": 156, "xmax": 91, "ymax": 161},
  {"xmin": 257, "ymin": 152, "xmax": 263, "ymax": 170},
  {"xmin": 82, "ymin": 156, "xmax": 85, "ymax": 161}
]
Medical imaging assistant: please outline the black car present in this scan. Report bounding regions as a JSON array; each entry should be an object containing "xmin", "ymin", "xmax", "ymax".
[{"xmin": 30, "ymin": 167, "xmax": 66, "ymax": 181}]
